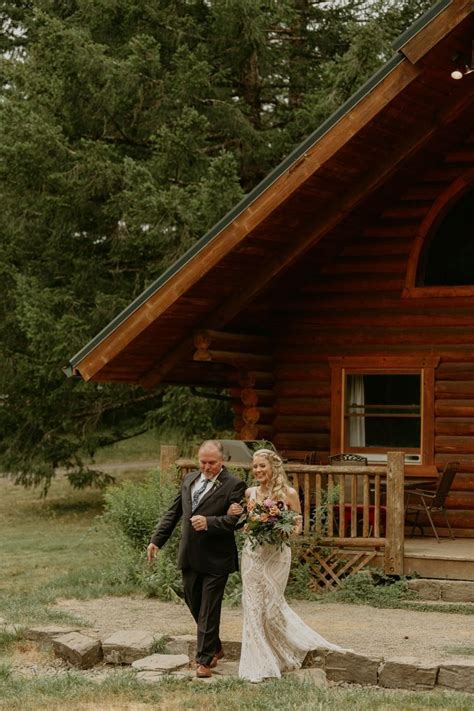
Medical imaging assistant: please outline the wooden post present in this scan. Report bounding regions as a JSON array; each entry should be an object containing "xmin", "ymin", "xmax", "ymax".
[
  {"xmin": 384, "ymin": 451, "xmax": 405, "ymax": 575},
  {"xmin": 160, "ymin": 445, "xmax": 180, "ymax": 485}
]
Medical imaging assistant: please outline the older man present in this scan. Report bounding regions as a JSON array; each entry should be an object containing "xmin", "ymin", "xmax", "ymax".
[{"xmin": 147, "ymin": 440, "xmax": 246, "ymax": 678}]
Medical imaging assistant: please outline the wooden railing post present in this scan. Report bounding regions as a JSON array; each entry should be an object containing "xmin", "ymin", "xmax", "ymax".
[
  {"xmin": 160, "ymin": 445, "xmax": 180, "ymax": 485},
  {"xmin": 384, "ymin": 451, "xmax": 405, "ymax": 575}
]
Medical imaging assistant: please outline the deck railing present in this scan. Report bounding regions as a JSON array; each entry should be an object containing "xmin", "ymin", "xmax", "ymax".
[{"xmin": 174, "ymin": 450, "xmax": 405, "ymax": 574}]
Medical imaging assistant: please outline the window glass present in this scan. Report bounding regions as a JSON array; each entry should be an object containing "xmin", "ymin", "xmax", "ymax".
[
  {"xmin": 420, "ymin": 187, "xmax": 474, "ymax": 286},
  {"xmin": 345, "ymin": 373, "xmax": 421, "ymax": 449}
]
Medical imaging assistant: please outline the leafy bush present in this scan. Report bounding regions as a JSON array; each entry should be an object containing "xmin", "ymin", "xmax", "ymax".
[{"xmin": 103, "ymin": 470, "xmax": 183, "ymax": 601}]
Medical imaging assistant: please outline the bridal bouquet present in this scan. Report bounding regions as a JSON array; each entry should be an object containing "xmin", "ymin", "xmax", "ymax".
[{"xmin": 238, "ymin": 498, "xmax": 300, "ymax": 550}]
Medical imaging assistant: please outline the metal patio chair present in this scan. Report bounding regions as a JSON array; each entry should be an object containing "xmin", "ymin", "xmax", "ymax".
[{"xmin": 404, "ymin": 461, "xmax": 460, "ymax": 542}]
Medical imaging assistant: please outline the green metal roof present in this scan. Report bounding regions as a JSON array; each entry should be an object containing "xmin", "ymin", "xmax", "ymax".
[{"xmin": 67, "ymin": 0, "xmax": 453, "ymax": 374}]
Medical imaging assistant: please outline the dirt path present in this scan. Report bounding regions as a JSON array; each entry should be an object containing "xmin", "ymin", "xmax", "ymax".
[{"xmin": 55, "ymin": 596, "xmax": 474, "ymax": 664}]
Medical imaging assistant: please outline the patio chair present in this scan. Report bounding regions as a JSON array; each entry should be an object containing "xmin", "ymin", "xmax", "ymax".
[
  {"xmin": 404, "ymin": 461, "xmax": 460, "ymax": 542},
  {"xmin": 328, "ymin": 453, "xmax": 385, "ymax": 535}
]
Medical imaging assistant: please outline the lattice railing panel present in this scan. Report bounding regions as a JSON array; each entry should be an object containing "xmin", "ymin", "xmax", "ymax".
[{"xmin": 297, "ymin": 541, "xmax": 377, "ymax": 592}]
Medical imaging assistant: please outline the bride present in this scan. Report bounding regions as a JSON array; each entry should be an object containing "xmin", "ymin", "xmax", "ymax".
[{"xmin": 228, "ymin": 448, "xmax": 342, "ymax": 683}]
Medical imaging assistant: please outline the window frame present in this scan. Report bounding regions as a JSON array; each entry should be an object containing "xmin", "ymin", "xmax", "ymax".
[{"xmin": 329, "ymin": 356, "xmax": 439, "ymax": 464}]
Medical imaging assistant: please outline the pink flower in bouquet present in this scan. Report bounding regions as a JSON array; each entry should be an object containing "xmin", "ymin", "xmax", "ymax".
[{"xmin": 263, "ymin": 498, "xmax": 274, "ymax": 508}]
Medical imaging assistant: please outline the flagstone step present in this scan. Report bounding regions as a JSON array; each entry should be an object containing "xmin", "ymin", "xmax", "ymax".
[{"xmin": 407, "ymin": 579, "xmax": 474, "ymax": 602}]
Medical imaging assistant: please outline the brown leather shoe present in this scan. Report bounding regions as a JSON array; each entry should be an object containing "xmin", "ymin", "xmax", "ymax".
[
  {"xmin": 209, "ymin": 648, "xmax": 225, "ymax": 669},
  {"xmin": 196, "ymin": 664, "xmax": 212, "ymax": 678}
]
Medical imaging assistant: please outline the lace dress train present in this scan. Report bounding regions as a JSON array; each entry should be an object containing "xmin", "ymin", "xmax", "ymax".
[{"xmin": 238, "ymin": 541, "xmax": 342, "ymax": 683}]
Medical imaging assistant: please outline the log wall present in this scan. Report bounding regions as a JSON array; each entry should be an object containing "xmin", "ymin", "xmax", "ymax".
[{"xmin": 268, "ymin": 171, "xmax": 474, "ymax": 537}]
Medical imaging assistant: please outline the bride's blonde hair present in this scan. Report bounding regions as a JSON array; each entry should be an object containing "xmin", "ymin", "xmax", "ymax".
[{"xmin": 253, "ymin": 448, "xmax": 289, "ymax": 502}]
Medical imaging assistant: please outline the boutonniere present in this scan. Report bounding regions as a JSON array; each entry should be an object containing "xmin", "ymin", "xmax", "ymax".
[{"xmin": 212, "ymin": 478, "xmax": 223, "ymax": 490}]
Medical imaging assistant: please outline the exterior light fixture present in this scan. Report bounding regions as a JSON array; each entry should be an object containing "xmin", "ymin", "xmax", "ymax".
[{"xmin": 451, "ymin": 41, "xmax": 474, "ymax": 80}]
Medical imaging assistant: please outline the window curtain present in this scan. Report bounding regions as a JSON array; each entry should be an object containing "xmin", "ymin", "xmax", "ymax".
[{"xmin": 348, "ymin": 375, "xmax": 366, "ymax": 447}]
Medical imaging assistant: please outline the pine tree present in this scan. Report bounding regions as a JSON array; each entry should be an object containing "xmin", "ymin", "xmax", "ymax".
[{"xmin": 0, "ymin": 0, "xmax": 432, "ymax": 488}]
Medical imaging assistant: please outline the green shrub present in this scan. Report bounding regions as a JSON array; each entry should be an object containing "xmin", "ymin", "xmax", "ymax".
[
  {"xmin": 103, "ymin": 469, "xmax": 177, "ymax": 549},
  {"xmin": 103, "ymin": 470, "xmax": 183, "ymax": 601}
]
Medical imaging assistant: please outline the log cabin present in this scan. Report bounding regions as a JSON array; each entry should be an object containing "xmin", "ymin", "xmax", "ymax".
[{"xmin": 68, "ymin": 0, "xmax": 474, "ymax": 555}]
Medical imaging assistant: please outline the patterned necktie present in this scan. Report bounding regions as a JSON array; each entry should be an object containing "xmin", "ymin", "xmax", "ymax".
[{"xmin": 191, "ymin": 478, "xmax": 209, "ymax": 512}]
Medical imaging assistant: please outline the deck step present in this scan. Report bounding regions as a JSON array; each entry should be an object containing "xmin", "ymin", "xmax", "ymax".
[{"xmin": 407, "ymin": 579, "xmax": 474, "ymax": 602}]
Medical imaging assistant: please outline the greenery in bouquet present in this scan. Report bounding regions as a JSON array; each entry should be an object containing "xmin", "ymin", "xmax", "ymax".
[{"xmin": 238, "ymin": 497, "xmax": 300, "ymax": 550}]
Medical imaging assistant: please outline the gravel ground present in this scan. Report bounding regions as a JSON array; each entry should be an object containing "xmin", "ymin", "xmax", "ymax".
[{"xmin": 53, "ymin": 596, "xmax": 474, "ymax": 664}]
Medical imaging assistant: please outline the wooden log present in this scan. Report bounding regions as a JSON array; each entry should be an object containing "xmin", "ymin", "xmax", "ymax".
[
  {"xmin": 273, "ymin": 433, "xmax": 329, "ymax": 448},
  {"xmin": 384, "ymin": 451, "xmax": 405, "ymax": 576},
  {"xmin": 435, "ymin": 400, "xmax": 474, "ymax": 417},
  {"xmin": 196, "ymin": 349, "xmax": 273, "ymax": 369},
  {"xmin": 273, "ymin": 415, "xmax": 329, "ymax": 432},
  {"xmin": 242, "ymin": 407, "xmax": 260, "ymax": 425},
  {"xmin": 229, "ymin": 388, "xmax": 274, "ymax": 403},
  {"xmin": 234, "ymin": 404, "xmax": 274, "ymax": 417},
  {"xmin": 437, "ymin": 362, "xmax": 474, "ymax": 379},
  {"xmin": 274, "ymin": 365, "xmax": 330, "ymax": 381},
  {"xmin": 274, "ymin": 399, "xmax": 329, "ymax": 415},
  {"xmin": 240, "ymin": 424, "xmax": 258, "ymax": 440},
  {"xmin": 436, "ymin": 381, "xmax": 474, "ymax": 397},
  {"xmin": 436, "ymin": 419, "xmax": 474, "ymax": 436},
  {"xmin": 275, "ymin": 382, "xmax": 331, "ymax": 398},
  {"xmin": 435, "ymin": 436, "xmax": 474, "ymax": 454}
]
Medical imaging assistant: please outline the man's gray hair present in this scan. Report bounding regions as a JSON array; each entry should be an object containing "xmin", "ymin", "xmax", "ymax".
[{"xmin": 199, "ymin": 440, "xmax": 224, "ymax": 456}]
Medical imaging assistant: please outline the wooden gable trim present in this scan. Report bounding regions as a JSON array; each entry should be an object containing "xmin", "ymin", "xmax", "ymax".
[
  {"xmin": 398, "ymin": 0, "xmax": 474, "ymax": 65},
  {"xmin": 404, "ymin": 167, "xmax": 474, "ymax": 298}
]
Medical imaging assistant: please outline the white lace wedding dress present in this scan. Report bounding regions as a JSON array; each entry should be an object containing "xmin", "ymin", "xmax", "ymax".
[{"xmin": 238, "ymin": 488, "xmax": 342, "ymax": 683}]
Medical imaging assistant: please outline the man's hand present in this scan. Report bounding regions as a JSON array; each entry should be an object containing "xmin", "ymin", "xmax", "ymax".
[
  {"xmin": 190, "ymin": 515, "xmax": 208, "ymax": 532},
  {"xmin": 147, "ymin": 542, "xmax": 160, "ymax": 564}
]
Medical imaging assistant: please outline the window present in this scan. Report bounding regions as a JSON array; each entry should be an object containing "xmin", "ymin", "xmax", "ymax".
[
  {"xmin": 404, "ymin": 174, "xmax": 474, "ymax": 298},
  {"xmin": 418, "ymin": 186, "xmax": 474, "ymax": 287},
  {"xmin": 330, "ymin": 356, "xmax": 438, "ymax": 464}
]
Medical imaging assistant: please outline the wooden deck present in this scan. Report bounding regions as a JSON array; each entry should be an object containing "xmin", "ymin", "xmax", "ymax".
[{"xmin": 373, "ymin": 538, "xmax": 474, "ymax": 581}]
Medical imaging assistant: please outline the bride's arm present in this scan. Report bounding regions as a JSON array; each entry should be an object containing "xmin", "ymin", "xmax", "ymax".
[
  {"xmin": 286, "ymin": 487, "xmax": 303, "ymax": 536},
  {"xmin": 227, "ymin": 487, "xmax": 251, "ymax": 515}
]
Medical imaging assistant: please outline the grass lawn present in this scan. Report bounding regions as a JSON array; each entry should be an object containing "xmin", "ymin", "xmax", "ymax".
[{"xmin": 1, "ymin": 443, "xmax": 473, "ymax": 709}]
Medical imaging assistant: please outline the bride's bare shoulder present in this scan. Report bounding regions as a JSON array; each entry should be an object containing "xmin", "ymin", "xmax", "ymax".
[{"xmin": 244, "ymin": 486, "xmax": 254, "ymax": 498}]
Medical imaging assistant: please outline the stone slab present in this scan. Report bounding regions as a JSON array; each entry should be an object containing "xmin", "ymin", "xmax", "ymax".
[
  {"xmin": 25, "ymin": 625, "xmax": 79, "ymax": 642},
  {"xmin": 378, "ymin": 657, "xmax": 438, "ymax": 691},
  {"xmin": 102, "ymin": 630, "xmax": 157, "ymax": 664},
  {"xmin": 212, "ymin": 660, "xmax": 240, "ymax": 677},
  {"xmin": 324, "ymin": 650, "xmax": 380, "ymax": 685},
  {"xmin": 286, "ymin": 668, "xmax": 328, "ymax": 686},
  {"xmin": 440, "ymin": 581, "xmax": 474, "ymax": 603},
  {"xmin": 302, "ymin": 648, "xmax": 328, "ymax": 669},
  {"xmin": 406, "ymin": 579, "xmax": 441, "ymax": 600},
  {"xmin": 132, "ymin": 653, "xmax": 189, "ymax": 672},
  {"xmin": 52, "ymin": 632, "xmax": 102, "ymax": 669},
  {"xmin": 437, "ymin": 662, "xmax": 474, "ymax": 693}
]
